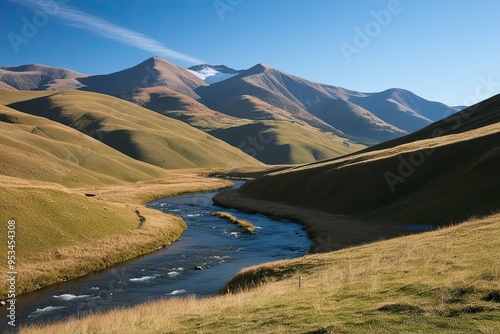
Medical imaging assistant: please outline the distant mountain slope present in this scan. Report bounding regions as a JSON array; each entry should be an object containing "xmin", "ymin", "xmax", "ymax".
[
  {"xmin": 197, "ymin": 64, "xmax": 342, "ymax": 131},
  {"xmin": 0, "ymin": 64, "xmax": 86, "ymax": 90},
  {"xmin": 3, "ymin": 90, "xmax": 260, "ymax": 169},
  {"xmin": 129, "ymin": 87, "xmax": 364, "ymax": 163},
  {"xmin": 346, "ymin": 88, "xmax": 462, "ymax": 132},
  {"xmin": 78, "ymin": 57, "xmax": 207, "ymax": 99},
  {"xmin": 196, "ymin": 63, "xmax": 459, "ymax": 143},
  {"xmin": 233, "ymin": 95, "xmax": 500, "ymax": 224}
]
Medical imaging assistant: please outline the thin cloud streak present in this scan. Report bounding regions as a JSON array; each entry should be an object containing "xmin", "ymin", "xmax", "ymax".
[{"xmin": 9, "ymin": 0, "xmax": 204, "ymax": 64}]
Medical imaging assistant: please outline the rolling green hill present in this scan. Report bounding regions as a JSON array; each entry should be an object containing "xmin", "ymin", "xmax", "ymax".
[
  {"xmin": 0, "ymin": 103, "xmax": 170, "ymax": 187},
  {"xmin": 2, "ymin": 90, "xmax": 261, "ymax": 169}
]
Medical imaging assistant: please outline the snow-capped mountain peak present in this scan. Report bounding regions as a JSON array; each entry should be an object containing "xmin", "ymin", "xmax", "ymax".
[{"xmin": 187, "ymin": 64, "xmax": 243, "ymax": 84}]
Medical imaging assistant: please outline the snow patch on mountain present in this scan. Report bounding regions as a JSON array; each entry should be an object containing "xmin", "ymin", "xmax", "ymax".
[{"xmin": 188, "ymin": 64, "xmax": 243, "ymax": 84}]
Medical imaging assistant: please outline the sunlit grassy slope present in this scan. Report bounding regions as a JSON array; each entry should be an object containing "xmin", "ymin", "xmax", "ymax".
[
  {"xmin": 0, "ymin": 104, "xmax": 170, "ymax": 187},
  {"xmin": 0, "ymin": 177, "xmax": 185, "ymax": 295},
  {"xmin": 22, "ymin": 212, "xmax": 500, "ymax": 334},
  {"xmin": 1, "ymin": 90, "xmax": 260, "ymax": 169}
]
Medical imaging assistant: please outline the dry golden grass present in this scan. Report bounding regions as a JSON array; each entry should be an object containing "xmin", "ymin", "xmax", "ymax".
[
  {"xmin": 211, "ymin": 211, "xmax": 255, "ymax": 233},
  {"xmin": 21, "ymin": 213, "xmax": 500, "ymax": 334}
]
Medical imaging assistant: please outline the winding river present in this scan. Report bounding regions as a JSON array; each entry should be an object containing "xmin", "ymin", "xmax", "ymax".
[{"xmin": 2, "ymin": 181, "xmax": 311, "ymax": 330}]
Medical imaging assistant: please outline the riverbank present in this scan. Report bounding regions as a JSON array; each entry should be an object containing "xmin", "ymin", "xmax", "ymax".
[
  {"xmin": 21, "ymin": 212, "xmax": 500, "ymax": 333},
  {"xmin": 0, "ymin": 174, "xmax": 233, "ymax": 299},
  {"xmin": 213, "ymin": 189, "xmax": 410, "ymax": 253}
]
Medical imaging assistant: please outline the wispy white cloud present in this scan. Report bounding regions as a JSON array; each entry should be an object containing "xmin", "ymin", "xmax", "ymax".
[{"xmin": 9, "ymin": 0, "xmax": 204, "ymax": 64}]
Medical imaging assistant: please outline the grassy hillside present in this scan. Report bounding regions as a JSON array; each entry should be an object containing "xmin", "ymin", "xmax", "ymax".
[
  {"xmin": 209, "ymin": 121, "xmax": 364, "ymax": 164},
  {"xmin": 130, "ymin": 86, "xmax": 248, "ymax": 131},
  {"xmin": 2, "ymin": 90, "xmax": 260, "ymax": 169},
  {"xmin": 22, "ymin": 212, "xmax": 500, "ymax": 333},
  {"xmin": 125, "ymin": 87, "xmax": 366, "ymax": 164},
  {"xmin": 236, "ymin": 97, "xmax": 500, "ymax": 224},
  {"xmin": 0, "ymin": 104, "xmax": 170, "ymax": 187}
]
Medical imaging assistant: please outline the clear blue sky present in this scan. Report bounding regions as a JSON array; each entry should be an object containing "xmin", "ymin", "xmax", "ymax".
[{"xmin": 1, "ymin": 0, "xmax": 499, "ymax": 106}]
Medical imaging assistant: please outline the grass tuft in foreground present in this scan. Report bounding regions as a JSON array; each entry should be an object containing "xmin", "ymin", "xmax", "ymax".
[{"xmin": 211, "ymin": 211, "xmax": 255, "ymax": 233}]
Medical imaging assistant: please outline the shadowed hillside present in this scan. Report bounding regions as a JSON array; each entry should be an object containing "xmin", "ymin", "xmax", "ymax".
[
  {"xmin": 209, "ymin": 121, "xmax": 365, "ymax": 164},
  {"xmin": 232, "ymin": 95, "xmax": 500, "ymax": 224}
]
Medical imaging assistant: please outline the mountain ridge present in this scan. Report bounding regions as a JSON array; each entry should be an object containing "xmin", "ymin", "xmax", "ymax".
[{"xmin": 0, "ymin": 56, "xmax": 462, "ymax": 150}]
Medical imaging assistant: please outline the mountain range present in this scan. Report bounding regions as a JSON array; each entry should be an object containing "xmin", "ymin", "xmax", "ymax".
[{"xmin": 0, "ymin": 57, "xmax": 462, "ymax": 164}]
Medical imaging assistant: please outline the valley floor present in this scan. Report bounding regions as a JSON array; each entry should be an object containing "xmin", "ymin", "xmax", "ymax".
[{"xmin": 21, "ymin": 211, "xmax": 500, "ymax": 333}]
